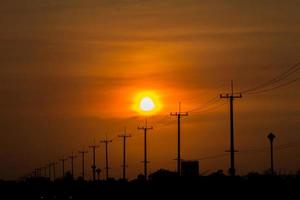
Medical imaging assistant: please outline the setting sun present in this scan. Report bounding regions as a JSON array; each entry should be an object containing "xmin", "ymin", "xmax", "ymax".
[
  {"xmin": 140, "ymin": 97, "xmax": 155, "ymax": 111},
  {"xmin": 132, "ymin": 91, "xmax": 162, "ymax": 115}
]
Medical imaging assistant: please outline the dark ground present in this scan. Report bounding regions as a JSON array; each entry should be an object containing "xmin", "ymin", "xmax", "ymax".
[{"xmin": 1, "ymin": 171, "xmax": 299, "ymax": 199}]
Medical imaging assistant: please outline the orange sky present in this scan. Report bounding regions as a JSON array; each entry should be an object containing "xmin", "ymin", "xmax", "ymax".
[{"xmin": 0, "ymin": 0, "xmax": 300, "ymax": 180}]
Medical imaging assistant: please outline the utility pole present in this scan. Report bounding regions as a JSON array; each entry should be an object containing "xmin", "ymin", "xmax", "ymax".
[
  {"xmin": 170, "ymin": 102, "xmax": 188, "ymax": 176},
  {"xmin": 36, "ymin": 168, "xmax": 41, "ymax": 177},
  {"xmin": 38, "ymin": 168, "xmax": 42, "ymax": 177},
  {"xmin": 33, "ymin": 169, "xmax": 37, "ymax": 177},
  {"xmin": 100, "ymin": 137, "xmax": 113, "ymax": 180},
  {"xmin": 138, "ymin": 119, "xmax": 153, "ymax": 180},
  {"xmin": 220, "ymin": 80, "xmax": 242, "ymax": 176},
  {"xmin": 69, "ymin": 153, "xmax": 77, "ymax": 179},
  {"xmin": 59, "ymin": 158, "xmax": 68, "ymax": 178},
  {"xmin": 96, "ymin": 168, "xmax": 101, "ymax": 181},
  {"xmin": 89, "ymin": 143, "xmax": 100, "ymax": 182},
  {"xmin": 52, "ymin": 162, "xmax": 57, "ymax": 181},
  {"xmin": 48, "ymin": 163, "xmax": 52, "ymax": 181},
  {"xmin": 43, "ymin": 166, "xmax": 47, "ymax": 177},
  {"xmin": 78, "ymin": 150, "xmax": 88, "ymax": 180},
  {"xmin": 267, "ymin": 133, "xmax": 276, "ymax": 174},
  {"xmin": 118, "ymin": 128, "xmax": 131, "ymax": 180}
]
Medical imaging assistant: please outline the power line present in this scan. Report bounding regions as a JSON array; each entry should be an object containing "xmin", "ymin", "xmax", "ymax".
[
  {"xmin": 191, "ymin": 101, "xmax": 227, "ymax": 115},
  {"xmin": 187, "ymin": 96, "xmax": 220, "ymax": 113},
  {"xmin": 246, "ymin": 77, "xmax": 300, "ymax": 95},
  {"xmin": 196, "ymin": 153, "xmax": 228, "ymax": 161},
  {"xmin": 240, "ymin": 62, "xmax": 300, "ymax": 94}
]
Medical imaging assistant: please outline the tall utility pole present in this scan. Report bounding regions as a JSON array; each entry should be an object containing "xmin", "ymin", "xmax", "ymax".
[
  {"xmin": 59, "ymin": 158, "xmax": 68, "ymax": 178},
  {"xmin": 89, "ymin": 143, "xmax": 100, "ymax": 182},
  {"xmin": 78, "ymin": 150, "xmax": 88, "ymax": 180},
  {"xmin": 267, "ymin": 133, "xmax": 276, "ymax": 174},
  {"xmin": 220, "ymin": 80, "xmax": 242, "ymax": 176},
  {"xmin": 69, "ymin": 153, "xmax": 77, "ymax": 179},
  {"xmin": 118, "ymin": 128, "xmax": 132, "ymax": 180},
  {"xmin": 138, "ymin": 119, "xmax": 153, "ymax": 180},
  {"xmin": 100, "ymin": 137, "xmax": 113, "ymax": 180},
  {"xmin": 170, "ymin": 102, "xmax": 188, "ymax": 176}
]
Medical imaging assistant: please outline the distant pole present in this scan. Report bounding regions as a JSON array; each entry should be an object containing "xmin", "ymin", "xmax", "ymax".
[
  {"xmin": 43, "ymin": 166, "xmax": 47, "ymax": 177},
  {"xmin": 220, "ymin": 80, "xmax": 242, "ymax": 176},
  {"xmin": 267, "ymin": 133, "xmax": 276, "ymax": 174},
  {"xmin": 89, "ymin": 143, "xmax": 100, "ymax": 182},
  {"xmin": 118, "ymin": 128, "xmax": 131, "ymax": 180},
  {"xmin": 100, "ymin": 137, "xmax": 113, "ymax": 180},
  {"xmin": 78, "ymin": 150, "xmax": 88, "ymax": 180},
  {"xmin": 39, "ymin": 168, "xmax": 42, "ymax": 176},
  {"xmin": 59, "ymin": 158, "xmax": 68, "ymax": 178},
  {"xmin": 52, "ymin": 162, "xmax": 57, "ymax": 181},
  {"xmin": 138, "ymin": 119, "xmax": 153, "ymax": 180},
  {"xmin": 69, "ymin": 153, "xmax": 77, "ymax": 179},
  {"xmin": 171, "ymin": 102, "xmax": 188, "ymax": 176},
  {"xmin": 96, "ymin": 168, "xmax": 101, "ymax": 181},
  {"xmin": 48, "ymin": 163, "xmax": 52, "ymax": 181},
  {"xmin": 37, "ymin": 168, "xmax": 41, "ymax": 177}
]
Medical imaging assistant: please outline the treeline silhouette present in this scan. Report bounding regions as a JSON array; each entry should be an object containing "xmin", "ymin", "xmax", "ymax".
[{"xmin": 0, "ymin": 169, "xmax": 299, "ymax": 199}]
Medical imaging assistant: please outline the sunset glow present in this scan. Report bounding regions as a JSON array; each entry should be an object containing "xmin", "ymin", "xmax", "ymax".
[
  {"xmin": 132, "ymin": 91, "xmax": 162, "ymax": 115},
  {"xmin": 1, "ymin": 0, "xmax": 300, "ymax": 183}
]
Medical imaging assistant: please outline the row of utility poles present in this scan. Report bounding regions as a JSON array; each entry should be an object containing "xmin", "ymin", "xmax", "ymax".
[
  {"xmin": 36, "ymin": 130, "xmax": 130, "ymax": 182},
  {"xmin": 31, "ymin": 81, "xmax": 277, "ymax": 180}
]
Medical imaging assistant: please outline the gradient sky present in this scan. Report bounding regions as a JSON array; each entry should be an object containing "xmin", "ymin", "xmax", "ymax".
[{"xmin": 1, "ymin": 0, "xmax": 300, "ymax": 180}]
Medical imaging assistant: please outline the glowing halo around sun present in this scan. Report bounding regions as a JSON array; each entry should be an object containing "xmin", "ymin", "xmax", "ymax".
[{"xmin": 132, "ymin": 91, "xmax": 162, "ymax": 116}]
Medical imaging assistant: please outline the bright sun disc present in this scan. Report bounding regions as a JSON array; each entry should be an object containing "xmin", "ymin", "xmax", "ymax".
[
  {"xmin": 140, "ymin": 97, "xmax": 155, "ymax": 111},
  {"xmin": 132, "ymin": 91, "xmax": 162, "ymax": 116}
]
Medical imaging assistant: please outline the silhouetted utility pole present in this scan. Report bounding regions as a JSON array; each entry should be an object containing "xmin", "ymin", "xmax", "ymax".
[
  {"xmin": 89, "ymin": 143, "xmax": 100, "ymax": 182},
  {"xmin": 59, "ymin": 158, "xmax": 68, "ymax": 178},
  {"xmin": 78, "ymin": 150, "xmax": 88, "ymax": 180},
  {"xmin": 138, "ymin": 119, "xmax": 153, "ymax": 180},
  {"xmin": 170, "ymin": 102, "xmax": 188, "ymax": 176},
  {"xmin": 220, "ymin": 80, "xmax": 242, "ymax": 176},
  {"xmin": 33, "ymin": 169, "xmax": 37, "ymax": 177},
  {"xmin": 118, "ymin": 128, "xmax": 131, "ymax": 180},
  {"xmin": 69, "ymin": 153, "xmax": 77, "ymax": 179},
  {"xmin": 52, "ymin": 162, "xmax": 57, "ymax": 181},
  {"xmin": 38, "ymin": 168, "xmax": 42, "ymax": 177},
  {"xmin": 267, "ymin": 133, "xmax": 276, "ymax": 174},
  {"xmin": 100, "ymin": 137, "xmax": 113, "ymax": 180},
  {"xmin": 32, "ymin": 168, "xmax": 41, "ymax": 177},
  {"xmin": 48, "ymin": 163, "xmax": 52, "ymax": 180},
  {"xmin": 96, "ymin": 168, "xmax": 101, "ymax": 181},
  {"xmin": 43, "ymin": 166, "xmax": 47, "ymax": 177}
]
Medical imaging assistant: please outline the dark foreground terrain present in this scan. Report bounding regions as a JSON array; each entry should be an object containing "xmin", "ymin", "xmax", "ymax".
[{"xmin": 1, "ymin": 172, "xmax": 299, "ymax": 199}]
